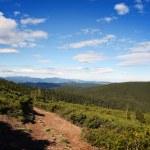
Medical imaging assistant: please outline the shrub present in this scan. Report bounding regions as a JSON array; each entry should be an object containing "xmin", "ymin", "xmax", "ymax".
[
  {"xmin": 84, "ymin": 116, "xmax": 110, "ymax": 129},
  {"xmin": 68, "ymin": 112, "xmax": 86, "ymax": 126}
]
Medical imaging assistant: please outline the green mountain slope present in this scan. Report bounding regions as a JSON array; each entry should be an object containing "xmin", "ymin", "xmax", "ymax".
[{"xmin": 56, "ymin": 82, "xmax": 150, "ymax": 112}]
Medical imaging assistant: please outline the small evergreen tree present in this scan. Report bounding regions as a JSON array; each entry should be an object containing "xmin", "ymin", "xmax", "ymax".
[
  {"xmin": 135, "ymin": 109, "xmax": 145, "ymax": 123},
  {"xmin": 126, "ymin": 105, "xmax": 131, "ymax": 120}
]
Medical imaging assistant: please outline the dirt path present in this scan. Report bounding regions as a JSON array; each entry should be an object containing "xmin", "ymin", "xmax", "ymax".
[
  {"xmin": 28, "ymin": 107, "xmax": 98, "ymax": 150},
  {"xmin": 0, "ymin": 108, "xmax": 98, "ymax": 150}
]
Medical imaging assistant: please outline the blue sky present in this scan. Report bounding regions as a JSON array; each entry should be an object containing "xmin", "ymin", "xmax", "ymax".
[{"xmin": 0, "ymin": 0, "xmax": 150, "ymax": 81}]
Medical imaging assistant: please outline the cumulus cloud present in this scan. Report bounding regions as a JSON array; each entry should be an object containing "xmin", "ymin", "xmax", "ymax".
[
  {"xmin": 114, "ymin": 3, "xmax": 129, "ymax": 15},
  {"xmin": 21, "ymin": 18, "xmax": 46, "ymax": 25},
  {"xmin": 73, "ymin": 52, "xmax": 105, "ymax": 63},
  {"xmin": 61, "ymin": 35, "xmax": 116, "ymax": 49},
  {"xmin": 117, "ymin": 52, "xmax": 150, "ymax": 66},
  {"xmin": 0, "ymin": 48, "xmax": 20, "ymax": 53},
  {"xmin": 97, "ymin": 16, "xmax": 117, "ymax": 23},
  {"xmin": 0, "ymin": 12, "xmax": 17, "ymax": 32},
  {"xmin": 0, "ymin": 12, "xmax": 48, "ymax": 48}
]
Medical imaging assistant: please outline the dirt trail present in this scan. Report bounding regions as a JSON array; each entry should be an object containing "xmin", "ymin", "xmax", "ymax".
[
  {"xmin": 29, "ymin": 107, "xmax": 98, "ymax": 150},
  {"xmin": 0, "ymin": 108, "xmax": 98, "ymax": 150}
]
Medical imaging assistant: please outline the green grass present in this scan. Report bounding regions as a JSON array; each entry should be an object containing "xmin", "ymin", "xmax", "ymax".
[{"xmin": 35, "ymin": 100, "xmax": 150, "ymax": 149}]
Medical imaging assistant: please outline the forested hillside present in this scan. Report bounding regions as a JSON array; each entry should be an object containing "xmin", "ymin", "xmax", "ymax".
[
  {"xmin": 1, "ymin": 78, "xmax": 150, "ymax": 114},
  {"xmin": 56, "ymin": 82, "xmax": 150, "ymax": 112}
]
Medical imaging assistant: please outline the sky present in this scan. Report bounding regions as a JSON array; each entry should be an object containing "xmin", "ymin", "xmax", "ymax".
[{"xmin": 0, "ymin": 0, "xmax": 150, "ymax": 82}]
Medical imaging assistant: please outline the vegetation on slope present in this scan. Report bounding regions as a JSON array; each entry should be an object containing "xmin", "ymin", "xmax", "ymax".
[
  {"xmin": 56, "ymin": 82, "xmax": 150, "ymax": 112},
  {"xmin": 35, "ymin": 100, "xmax": 150, "ymax": 150},
  {"xmin": 0, "ymin": 78, "xmax": 150, "ymax": 149},
  {"xmin": 0, "ymin": 79, "xmax": 33, "ymax": 122}
]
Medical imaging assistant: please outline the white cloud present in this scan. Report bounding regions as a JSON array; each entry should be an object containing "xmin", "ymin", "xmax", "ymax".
[
  {"xmin": 80, "ymin": 28, "xmax": 101, "ymax": 34},
  {"xmin": 0, "ymin": 12, "xmax": 17, "ymax": 32},
  {"xmin": 14, "ymin": 11, "xmax": 20, "ymax": 16},
  {"xmin": 60, "ymin": 28, "xmax": 101, "ymax": 39},
  {"xmin": 117, "ymin": 52, "xmax": 150, "ymax": 66},
  {"xmin": 61, "ymin": 35, "xmax": 116, "ymax": 49},
  {"xmin": 0, "ymin": 12, "xmax": 48, "ymax": 48},
  {"xmin": 21, "ymin": 18, "xmax": 46, "ymax": 25},
  {"xmin": 0, "ymin": 30, "xmax": 47, "ymax": 47},
  {"xmin": 0, "ymin": 66, "xmax": 114, "ymax": 80},
  {"xmin": 73, "ymin": 52, "xmax": 105, "ymax": 63},
  {"xmin": 130, "ymin": 42, "xmax": 150, "ymax": 52},
  {"xmin": 46, "ymin": 67, "xmax": 114, "ymax": 75},
  {"xmin": 118, "ymin": 41, "xmax": 150, "ymax": 66},
  {"xmin": 114, "ymin": 3, "xmax": 129, "ymax": 15},
  {"xmin": 91, "ymin": 68, "xmax": 114, "ymax": 74},
  {"xmin": 97, "ymin": 16, "xmax": 117, "ymax": 23},
  {"xmin": 0, "ymin": 48, "xmax": 20, "ymax": 54},
  {"xmin": 37, "ymin": 60, "xmax": 51, "ymax": 63},
  {"xmin": 135, "ymin": 4, "xmax": 144, "ymax": 12},
  {"xmin": 134, "ymin": 0, "xmax": 144, "ymax": 13}
]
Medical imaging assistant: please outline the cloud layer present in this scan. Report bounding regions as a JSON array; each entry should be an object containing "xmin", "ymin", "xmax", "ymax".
[
  {"xmin": 118, "ymin": 41, "xmax": 150, "ymax": 66},
  {"xmin": 0, "ymin": 66, "xmax": 114, "ymax": 80}
]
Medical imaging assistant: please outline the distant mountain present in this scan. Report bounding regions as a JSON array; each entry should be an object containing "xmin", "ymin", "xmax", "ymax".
[
  {"xmin": 4, "ymin": 76, "xmax": 110, "ymax": 84},
  {"xmin": 24, "ymin": 82, "xmax": 103, "ymax": 89}
]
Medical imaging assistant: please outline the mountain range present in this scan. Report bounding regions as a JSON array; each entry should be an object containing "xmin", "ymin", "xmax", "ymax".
[{"xmin": 2, "ymin": 76, "xmax": 110, "ymax": 88}]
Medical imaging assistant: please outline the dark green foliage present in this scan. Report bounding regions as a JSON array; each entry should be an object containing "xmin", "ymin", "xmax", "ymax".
[
  {"xmin": 84, "ymin": 116, "xmax": 109, "ymax": 129},
  {"xmin": 1, "ymin": 78, "xmax": 150, "ymax": 113},
  {"xmin": 135, "ymin": 109, "xmax": 145, "ymax": 123},
  {"xmin": 56, "ymin": 82, "xmax": 150, "ymax": 112},
  {"xmin": 20, "ymin": 96, "xmax": 33, "ymax": 122},
  {"xmin": 68, "ymin": 112, "xmax": 86, "ymax": 126},
  {"xmin": 126, "ymin": 105, "xmax": 131, "ymax": 120},
  {"xmin": 82, "ymin": 127, "xmax": 150, "ymax": 150},
  {"xmin": 0, "ymin": 79, "xmax": 33, "ymax": 122}
]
